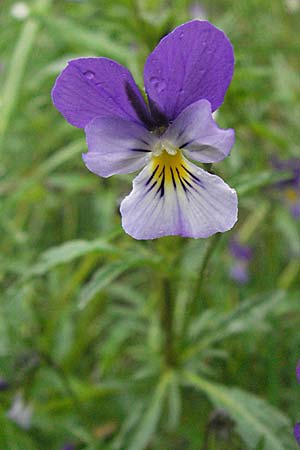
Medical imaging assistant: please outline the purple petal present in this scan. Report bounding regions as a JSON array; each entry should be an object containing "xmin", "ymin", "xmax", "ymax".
[
  {"xmin": 120, "ymin": 155, "xmax": 237, "ymax": 240},
  {"xmin": 84, "ymin": 117, "xmax": 156, "ymax": 177},
  {"xmin": 144, "ymin": 20, "xmax": 234, "ymax": 122},
  {"xmin": 52, "ymin": 57, "xmax": 152, "ymax": 128},
  {"xmin": 295, "ymin": 423, "xmax": 300, "ymax": 445},
  {"xmin": 296, "ymin": 360, "xmax": 300, "ymax": 383},
  {"xmin": 163, "ymin": 99, "xmax": 234, "ymax": 163}
]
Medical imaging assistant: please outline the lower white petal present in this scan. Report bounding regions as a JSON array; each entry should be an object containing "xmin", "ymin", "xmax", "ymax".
[{"xmin": 120, "ymin": 153, "xmax": 238, "ymax": 240}]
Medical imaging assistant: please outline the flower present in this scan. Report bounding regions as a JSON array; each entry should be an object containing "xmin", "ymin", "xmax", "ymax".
[
  {"xmin": 52, "ymin": 20, "xmax": 238, "ymax": 240},
  {"xmin": 0, "ymin": 377, "xmax": 10, "ymax": 391},
  {"xmin": 271, "ymin": 156, "xmax": 300, "ymax": 219},
  {"xmin": 229, "ymin": 236, "xmax": 252, "ymax": 284}
]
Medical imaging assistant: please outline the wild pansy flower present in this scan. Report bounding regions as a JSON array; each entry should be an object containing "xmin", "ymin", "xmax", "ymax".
[
  {"xmin": 271, "ymin": 156, "xmax": 300, "ymax": 219},
  {"xmin": 294, "ymin": 361, "xmax": 300, "ymax": 445},
  {"xmin": 52, "ymin": 20, "xmax": 238, "ymax": 240},
  {"xmin": 229, "ymin": 236, "xmax": 252, "ymax": 284}
]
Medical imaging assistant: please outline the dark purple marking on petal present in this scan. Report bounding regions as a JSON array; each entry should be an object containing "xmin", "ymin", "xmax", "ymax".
[
  {"xmin": 130, "ymin": 148, "xmax": 151, "ymax": 152},
  {"xmin": 156, "ymin": 166, "xmax": 165, "ymax": 197},
  {"xmin": 124, "ymin": 82, "xmax": 154, "ymax": 129},
  {"xmin": 147, "ymin": 97, "xmax": 170, "ymax": 126},
  {"xmin": 170, "ymin": 167, "xmax": 177, "ymax": 189},
  {"xmin": 144, "ymin": 20, "xmax": 234, "ymax": 122},
  {"xmin": 181, "ymin": 164, "xmax": 204, "ymax": 187},
  {"xmin": 176, "ymin": 168, "xmax": 188, "ymax": 193},
  {"xmin": 146, "ymin": 165, "xmax": 159, "ymax": 185}
]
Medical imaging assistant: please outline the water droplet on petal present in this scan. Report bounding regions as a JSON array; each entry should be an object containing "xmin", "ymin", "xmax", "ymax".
[
  {"xmin": 179, "ymin": 32, "xmax": 184, "ymax": 39},
  {"xmin": 84, "ymin": 70, "xmax": 95, "ymax": 80},
  {"xmin": 150, "ymin": 77, "xmax": 166, "ymax": 93},
  {"xmin": 157, "ymin": 80, "xmax": 166, "ymax": 93},
  {"xmin": 150, "ymin": 76, "xmax": 159, "ymax": 86},
  {"xmin": 179, "ymin": 88, "xmax": 184, "ymax": 94}
]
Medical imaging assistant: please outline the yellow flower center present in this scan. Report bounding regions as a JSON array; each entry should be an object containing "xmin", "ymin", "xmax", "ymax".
[{"xmin": 150, "ymin": 149, "xmax": 192, "ymax": 189}]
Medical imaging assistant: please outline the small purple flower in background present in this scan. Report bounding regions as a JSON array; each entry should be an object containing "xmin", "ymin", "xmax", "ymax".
[
  {"xmin": 294, "ymin": 361, "xmax": 300, "ymax": 445},
  {"xmin": 229, "ymin": 236, "xmax": 253, "ymax": 284},
  {"xmin": 52, "ymin": 20, "xmax": 237, "ymax": 240},
  {"xmin": 271, "ymin": 156, "xmax": 300, "ymax": 219},
  {"xmin": 61, "ymin": 444, "xmax": 76, "ymax": 450},
  {"xmin": 0, "ymin": 377, "xmax": 10, "ymax": 391}
]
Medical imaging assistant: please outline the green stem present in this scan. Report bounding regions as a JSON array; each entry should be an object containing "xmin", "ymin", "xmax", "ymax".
[
  {"xmin": 0, "ymin": 19, "xmax": 38, "ymax": 146},
  {"xmin": 161, "ymin": 277, "xmax": 175, "ymax": 367},
  {"xmin": 193, "ymin": 233, "xmax": 222, "ymax": 302}
]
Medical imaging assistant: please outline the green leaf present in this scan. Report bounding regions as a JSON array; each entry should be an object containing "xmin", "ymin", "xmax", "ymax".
[
  {"xmin": 0, "ymin": 19, "xmax": 38, "ymax": 143},
  {"xmin": 184, "ymin": 372, "xmax": 294, "ymax": 450},
  {"xmin": 184, "ymin": 291, "xmax": 284, "ymax": 361},
  {"xmin": 78, "ymin": 257, "xmax": 143, "ymax": 309},
  {"xmin": 128, "ymin": 372, "xmax": 170, "ymax": 450},
  {"xmin": 0, "ymin": 410, "xmax": 38, "ymax": 450},
  {"xmin": 27, "ymin": 239, "xmax": 118, "ymax": 277},
  {"xmin": 42, "ymin": 16, "xmax": 130, "ymax": 65},
  {"xmin": 234, "ymin": 170, "xmax": 291, "ymax": 196},
  {"xmin": 166, "ymin": 372, "xmax": 181, "ymax": 430}
]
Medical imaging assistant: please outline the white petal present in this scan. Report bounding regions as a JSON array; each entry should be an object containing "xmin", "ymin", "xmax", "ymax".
[{"xmin": 120, "ymin": 153, "xmax": 238, "ymax": 240}]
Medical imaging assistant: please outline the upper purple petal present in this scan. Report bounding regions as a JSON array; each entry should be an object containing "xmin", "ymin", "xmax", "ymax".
[
  {"xmin": 52, "ymin": 57, "xmax": 152, "ymax": 128},
  {"xmin": 144, "ymin": 20, "xmax": 234, "ymax": 122}
]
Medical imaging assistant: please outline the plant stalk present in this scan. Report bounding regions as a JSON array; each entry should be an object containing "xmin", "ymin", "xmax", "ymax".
[{"xmin": 161, "ymin": 277, "xmax": 176, "ymax": 367}]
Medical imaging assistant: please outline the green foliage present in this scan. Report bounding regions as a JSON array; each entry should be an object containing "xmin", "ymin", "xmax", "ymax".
[
  {"xmin": 1, "ymin": 0, "xmax": 300, "ymax": 449},
  {"xmin": 184, "ymin": 372, "xmax": 295, "ymax": 450}
]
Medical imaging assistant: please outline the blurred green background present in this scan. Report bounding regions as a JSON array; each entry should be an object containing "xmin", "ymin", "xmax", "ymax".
[{"xmin": 1, "ymin": 0, "xmax": 300, "ymax": 449}]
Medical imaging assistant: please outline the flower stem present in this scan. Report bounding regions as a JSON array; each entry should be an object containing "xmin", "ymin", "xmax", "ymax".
[
  {"xmin": 161, "ymin": 277, "xmax": 176, "ymax": 367},
  {"xmin": 194, "ymin": 233, "xmax": 222, "ymax": 302}
]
